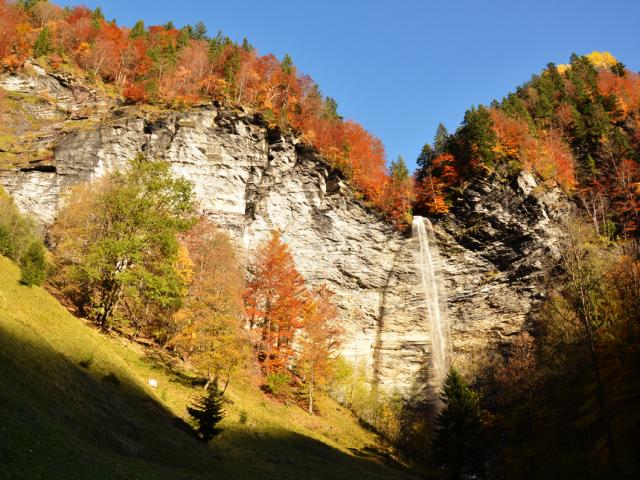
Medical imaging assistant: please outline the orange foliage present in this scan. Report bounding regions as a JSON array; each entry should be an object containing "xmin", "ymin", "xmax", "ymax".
[
  {"xmin": 556, "ymin": 103, "xmax": 574, "ymax": 130},
  {"xmin": 170, "ymin": 220, "xmax": 246, "ymax": 387},
  {"xmin": 57, "ymin": 6, "xmax": 94, "ymax": 53},
  {"xmin": 415, "ymin": 175, "xmax": 449, "ymax": 215},
  {"xmin": 1, "ymin": 2, "xmax": 409, "ymax": 225},
  {"xmin": 535, "ymin": 130, "xmax": 576, "ymax": 191},
  {"xmin": 0, "ymin": 1, "xmax": 31, "ymax": 69},
  {"xmin": 490, "ymin": 108, "xmax": 575, "ymax": 190},
  {"xmin": 490, "ymin": 109, "xmax": 537, "ymax": 162},
  {"xmin": 298, "ymin": 285, "xmax": 343, "ymax": 413},
  {"xmin": 382, "ymin": 176, "xmax": 414, "ymax": 229},
  {"xmin": 414, "ymin": 153, "xmax": 458, "ymax": 216},
  {"xmin": 597, "ymin": 70, "xmax": 640, "ymax": 117},
  {"xmin": 340, "ymin": 121, "xmax": 389, "ymax": 204},
  {"xmin": 244, "ymin": 231, "xmax": 307, "ymax": 373}
]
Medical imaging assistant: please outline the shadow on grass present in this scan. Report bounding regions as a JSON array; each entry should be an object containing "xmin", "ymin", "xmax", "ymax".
[{"xmin": 0, "ymin": 327, "xmax": 421, "ymax": 480}]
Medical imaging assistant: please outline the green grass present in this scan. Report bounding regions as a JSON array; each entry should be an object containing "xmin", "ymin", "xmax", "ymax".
[{"xmin": 0, "ymin": 256, "xmax": 421, "ymax": 479}]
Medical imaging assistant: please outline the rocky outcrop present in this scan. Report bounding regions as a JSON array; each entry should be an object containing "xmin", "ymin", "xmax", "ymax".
[
  {"xmin": 0, "ymin": 66, "xmax": 570, "ymax": 402},
  {"xmin": 435, "ymin": 172, "xmax": 569, "ymax": 374}
]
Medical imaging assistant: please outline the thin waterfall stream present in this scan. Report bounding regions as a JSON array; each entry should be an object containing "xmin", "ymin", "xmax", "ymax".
[{"xmin": 413, "ymin": 216, "xmax": 449, "ymax": 394}]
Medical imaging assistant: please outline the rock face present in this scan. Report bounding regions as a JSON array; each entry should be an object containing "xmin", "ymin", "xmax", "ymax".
[{"xmin": 0, "ymin": 67, "xmax": 569, "ymax": 402}]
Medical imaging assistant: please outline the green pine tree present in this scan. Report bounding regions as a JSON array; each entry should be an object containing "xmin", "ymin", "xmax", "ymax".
[
  {"xmin": 322, "ymin": 97, "xmax": 341, "ymax": 120},
  {"xmin": 281, "ymin": 54, "xmax": 294, "ymax": 74},
  {"xmin": 433, "ymin": 123, "xmax": 449, "ymax": 155},
  {"xmin": 129, "ymin": 20, "xmax": 146, "ymax": 39},
  {"xmin": 241, "ymin": 37, "xmax": 253, "ymax": 52},
  {"xmin": 433, "ymin": 368, "xmax": 483, "ymax": 479},
  {"xmin": 33, "ymin": 26, "xmax": 52, "ymax": 58},
  {"xmin": 208, "ymin": 31, "xmax": 232, "ymax": 60},
  {"xmin": 187, "ymin": 386, "xmax": 226, "ymax": 441},
  {"xmin": 415, "ymin": 143, "xmax": 434, "ymax": 182},
  {"xmin": 20, "ymin": 241, "xmax": 48, "ymax": 287},
  {"xmin": 611, "ymin": 61, "xmax": 626, "ymax": 77},
  {"xmin": 458, "ymin": 105, "xmax": 497, "ymax": 167},
  {"xmin": 390, "ymin": 155, "xmax": 409, "ymax": 181},
  {"xmin": 192, "ymin": 21, "xmax": 208, "ymax": 41}
]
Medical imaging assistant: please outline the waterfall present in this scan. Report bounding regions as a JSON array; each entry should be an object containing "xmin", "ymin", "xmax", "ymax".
[{"xmin": 413, "ymin": 216, "xmax": 448, "ymax": 393}]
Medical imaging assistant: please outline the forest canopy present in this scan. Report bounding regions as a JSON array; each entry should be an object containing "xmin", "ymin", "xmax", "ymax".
[{"xmin": 0, "ymin": 0, "xmax": 412, "ymax": 227}]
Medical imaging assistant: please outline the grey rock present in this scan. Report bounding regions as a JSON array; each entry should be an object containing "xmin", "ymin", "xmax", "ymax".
[{"xmin": 0, "ymin": 69, "xmax": 570, "ymax": 402}]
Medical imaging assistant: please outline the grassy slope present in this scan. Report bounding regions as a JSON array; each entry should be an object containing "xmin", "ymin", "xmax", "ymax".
[{"xmin": 0, "ymin": 256, "xmax": 420, "ymax": 479}]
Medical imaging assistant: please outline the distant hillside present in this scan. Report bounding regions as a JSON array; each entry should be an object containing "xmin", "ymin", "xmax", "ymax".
[{"xmin": 0, "ymin": 255, "xmax": 418, "ymax": 479}]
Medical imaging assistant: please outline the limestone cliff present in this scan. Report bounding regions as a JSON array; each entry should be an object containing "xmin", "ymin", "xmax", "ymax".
[{"xmin": 0, "ymin": 65, "xmax": 569, "ymax": 402}]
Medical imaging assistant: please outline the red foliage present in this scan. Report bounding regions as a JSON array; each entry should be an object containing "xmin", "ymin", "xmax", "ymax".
[
  {"xmin": 490, "ymin": 108, "xmax": 575, "ymax": 191},
  {"xmin": 536, "ymin": 130, "xmax": 576, "ymax": 191},
  {"xmin": 414, "ymin": 153, "xmax": 459, "ymax": 216},
  {"xmin": 122, "ymin": 80, "xmax": 150, "ymax": 102},
  {"xmin": 1, "ymin": 2, "xmax": 411, "ymax": 225},
  {"xmin": 58, "ymin": 6, "xmax": 95, "ymax": 53},
  {"xmin": 597, "ymin": 70, "xmax": 640, "ymax": 117},
  {"xmin": 244, "ymin": 231, "xmax": 307, "ymax": 373},
  {"xmin": 0, "ymin": 0, "xmax": 31, "ymax": 69},
  {"xmin": 414, "ymin": 175, "xmax": 449, "ymax": 215}
]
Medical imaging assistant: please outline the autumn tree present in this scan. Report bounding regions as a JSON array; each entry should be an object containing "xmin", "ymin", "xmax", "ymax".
[
  {"xmin": 383, "ymin": 156, "xmax": 414, "ymax": 228},
  {"xmin": 0, "ymin": 0, "xmax": 30, "ymax": 69},
  {"xmin": 543, "ymin": 219, "xmax": 619, "ymax": 470},
  {"xmin": 170, "ymin": 220, "xmax": 248, "ymax": 391},
  {"xmin": 297, "ymin": 285, "xmax": 343, "ymax": 414},
  {"xmin": 244, "ymin": 231, "xmax": 306, "ymax": 374},
  {"xmin": 50, "ymin": 155, "xmax": 196, "ymax": 331}
]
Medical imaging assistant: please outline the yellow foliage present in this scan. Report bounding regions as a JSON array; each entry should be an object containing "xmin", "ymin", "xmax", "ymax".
[
  {"xmin": 175, "ymin": 242, "xmax": 194, "ymax": 293},
  {"xmin": 585, "ymin": 51, "xmax": 618, "ymax": 69},
  {"xmin": 558, "ymin": 51, "xmax": 618, "ymax": 73}
]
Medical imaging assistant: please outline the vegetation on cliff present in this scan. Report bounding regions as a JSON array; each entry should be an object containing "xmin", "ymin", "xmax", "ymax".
[
  {"xmin": 415, "ymin": 52, "xmax": 640, "ymax": 238},
  {"xmin": 0, "ymin": 0, "xmax": 412, "ymax": 227}
]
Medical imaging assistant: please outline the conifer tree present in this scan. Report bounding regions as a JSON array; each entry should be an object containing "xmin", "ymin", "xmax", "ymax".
[
  {"xmin": 433, "ymin": 123, "xmax": 449, "ymax": 155},
  {"xmin": 323, "ymin": 97, "xmax": 340, "ymax": 120},
  {"xmin": 433, "ymin": 368, "xmax": 483, "ymax": 479},
  {"xmin": 281, "ymin": 53, "xmax": 293, "ymax": 74},
  {"xmin": 33, "ymin": 25, "xmax": 51, "ymax": 57},
  {"xmin": 129, "ymin": 20, "xmax": 146, "ymax": 39},
  {"xmin": 458, "ymin": 105, "xmax": 497, "ymax": 167},
  {"xmin": 19, "ymin": 240, "xmax": 47, "ymax": 286},
  {"xmin": 241, "ymin": 37, "xmax": 253, "ymax": 52},
  {"xmin": 390, "ymin": 155, "xmax": 409, "ymax": 181},
  {"xmin": 187, "ymin": 385, "xmax": 226, "ymax": 441},
  {"xmin": 415, "ymin": 143, "xmax": 434, "ymax": 182},
  {"xmin": 192, "ymin": 21, "xmax": 207, "ymax": 41}
]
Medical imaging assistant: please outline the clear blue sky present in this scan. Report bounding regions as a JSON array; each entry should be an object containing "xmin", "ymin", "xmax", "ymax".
[{"xmin": 65, "ymin": 0, "xmax": 640, "ymax": 172}]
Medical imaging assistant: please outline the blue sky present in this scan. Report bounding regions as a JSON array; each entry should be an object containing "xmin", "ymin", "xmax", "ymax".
[{"xmin": 65, "ymin": 0, "xmax": 640, "ymax": 171}]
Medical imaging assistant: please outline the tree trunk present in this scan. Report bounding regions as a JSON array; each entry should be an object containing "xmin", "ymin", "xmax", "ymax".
[
  {"xmin": 308, "ymin": 373, "xmax": 314, "ymax": 415},
  {"xmin": 97, "ymin": 283, "xmax": 122, "ymax": 331}
]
